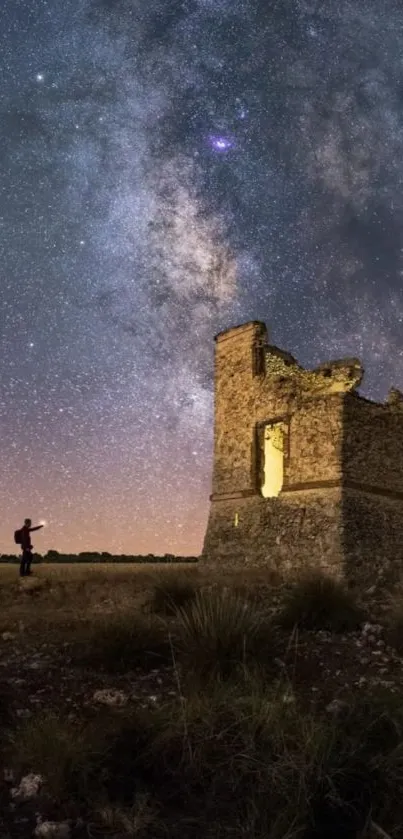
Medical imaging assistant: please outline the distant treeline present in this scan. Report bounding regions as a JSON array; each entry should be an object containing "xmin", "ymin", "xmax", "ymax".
[{"xmin": 0, "ymin": 551, "xmax": 199, "ymax": 564}]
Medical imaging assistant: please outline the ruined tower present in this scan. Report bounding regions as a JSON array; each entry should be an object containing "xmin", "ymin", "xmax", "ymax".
[{"xmin": 202, "ymin": 321, "xmax": 403, "ymax": 586}]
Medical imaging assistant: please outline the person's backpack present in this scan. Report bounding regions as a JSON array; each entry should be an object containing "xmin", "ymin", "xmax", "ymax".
[{"xmin": 14, "ymin": 529, "xmax": 23, "ymax": 545}]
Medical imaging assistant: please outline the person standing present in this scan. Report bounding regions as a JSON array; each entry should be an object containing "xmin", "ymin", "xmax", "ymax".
[{"xmin": 19, "ymin": 519, "xmax": 43, "ymax": 577}]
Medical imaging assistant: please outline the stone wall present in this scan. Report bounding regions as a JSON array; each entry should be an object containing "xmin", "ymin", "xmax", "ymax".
[
  {"xmin": 342, "ymin": 490, "xmax": 403, "ymax": 587},
  {"xmin": 343, "ymin": 395, "xmax": 403, "ymax": 494},
  {"xmin": 286, "ymin": 396, "xmax": 343, "ymax": 486},
  {"xmin": 212, "ymin": 322, "xmax": 265, "ymax": 497},
  {"xmin": 203, "ymin": 489, "xmax": 343, "ymax": 575},
  {"xmin": 203, "ymin": 319, "xmax": 403, "ymax": 587},
  {"xmin": 211, "ymin": 321, "xmax": 356, "ymax": 500}
]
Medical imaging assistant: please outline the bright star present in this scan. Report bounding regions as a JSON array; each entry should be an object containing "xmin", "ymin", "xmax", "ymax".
[
  {"xmin": 36, "ymin": 73, "xmax": 45, "ymax": 83},
  {"xmin": 209, "ymin": 135, "xmax": 234, "ymax": 152}
]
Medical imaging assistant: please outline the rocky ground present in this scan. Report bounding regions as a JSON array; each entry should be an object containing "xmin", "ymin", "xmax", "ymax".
[{"xmin": 0, "ymin": 569, "xmax": 402, "ymax": 838}]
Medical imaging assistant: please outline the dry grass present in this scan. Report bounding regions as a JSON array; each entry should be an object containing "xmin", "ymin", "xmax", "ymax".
[
  {"xmin": 7, "ymin": 711, "xmax": 105, "ymax": 802},
  {"xmin": 148, "ymin": 571, "xmax": 199, "ymax": 615},
  {"xmin": 277, "ymin": 570, "xmax": 364, "ymax": 633},
  {"xmin": 7, "ymin": 674, "xmax": 403, "ymax": 838},
  {"xmin": 75, "ymin": 612, "xmax": 172, "ymax": 672},
  {"xmin": 174, "ymin": 586, "xmax": 275, "ymax": 682},
  {"xmin": 0, "ymin": 563, "xmax": 200, "ymax": 636},
  {"xmin": 0, "ymin": 561, "xmax": 195, "ymax": 581},
  {"xmin": 1, "ymin": 565, "xmax": 402, "ymax": 837}
]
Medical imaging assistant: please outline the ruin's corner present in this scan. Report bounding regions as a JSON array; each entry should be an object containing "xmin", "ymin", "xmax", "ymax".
[{"xmin": 202, "ymin": 321, "xmax": 403, "ymax": 588}]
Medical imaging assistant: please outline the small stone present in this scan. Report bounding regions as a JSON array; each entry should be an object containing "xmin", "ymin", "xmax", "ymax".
[
  {"xmin": 34, "ymin": 820, "xmax": 71, "ymax": 838},
  {"xmin": 93, "ymin": 689, "xmax": 127, "ymax": 707},
  {"xmin": 2, "ymin": 631, "xmax": 15, "ymax": 641},
  {"xmin": 11, "ymin": 773, "xmax": 43, "ymax": 800},
  {"xmin": 326, "ymin": 699, "xmax": 349, "ymax": 717},
  {"xmin": 15, "ymin": 708, "xmax": 32, "ymax": 719}
]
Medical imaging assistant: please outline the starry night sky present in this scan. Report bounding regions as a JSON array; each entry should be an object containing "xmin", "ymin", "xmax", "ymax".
[{"xmin": 2, "ymin": 0, "xmax": 403, "ymax": 556}]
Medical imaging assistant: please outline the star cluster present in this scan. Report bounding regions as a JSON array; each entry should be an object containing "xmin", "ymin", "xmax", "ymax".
[{"xmin": 2, "ymin": 0, "xmax": 403, "ymax": 555}]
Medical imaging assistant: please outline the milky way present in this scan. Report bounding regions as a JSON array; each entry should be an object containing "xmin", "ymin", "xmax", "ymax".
[{"xmin": 2, "ymin": 0, "xmax": 403, "ymax": 555}]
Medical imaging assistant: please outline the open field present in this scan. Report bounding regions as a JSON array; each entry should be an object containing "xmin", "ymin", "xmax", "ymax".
[
  {"xmin": 0, "ymin": 561, "xmax": 196, "ymax": 581},
  {"xmin": 0, "ymin": 564, "xmax": 402, "ymax": 838}
]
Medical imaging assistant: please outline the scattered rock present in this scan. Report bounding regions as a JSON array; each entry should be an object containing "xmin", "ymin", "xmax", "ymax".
[
  {"xmin": 15, "ymin": 707, "xmax": 32, "ymax": 718},
  {"xmin": 93, "ymin": 688, "xmax": 128, "ymax": 707},
  {"xmin": 326, "ymin": 698, "xmax": 350, "ymax": 717},
  {"xmin": 2, "ymin": 631, "xmax": 16, "ymax": 641},
  {"xmin": 11, "ymin": 773, "xmax": 44, "ymax": 800},
  {"xmin": 34, "ymin": 819, "xmax": 71, "ymax": 838}
]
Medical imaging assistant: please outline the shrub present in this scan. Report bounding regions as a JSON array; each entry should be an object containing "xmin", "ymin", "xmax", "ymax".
[
  {"xmin": 105, "ymin": 677, "xmax": 323, "ymax": 838},
  {"xmin": 386, "ymin": 595, "xmax": 403, "ymax": 654},
  {"xmin": 7, "ymin": 682, "xmax": 403, "ymax": 838},
  {"xmin": 88, "ymin": 795, "xmax": 159, "ymax": 838},
  {"xmin": 277, "ymin": 571, "xmax": 363, "ymax": 633},
  {"xmin": 174, "ymin": 587, "xmax": 273, "ymax": 681},
  {"xmin": 149, "ymin": 572, "xmax": 198, "ymax": 616},
  {"xmin": 136, "ymin": 677, "xmax": 383, "ymax": 838},
  {"xmin": 8, "ymin": 712, "xmax": 103, "ymax": 801},
  {"xmin": 73, "ymin": 612, "xmax": 171, "ymax": 672}
]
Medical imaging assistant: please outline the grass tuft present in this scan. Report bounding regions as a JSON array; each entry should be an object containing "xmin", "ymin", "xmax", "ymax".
[
  {"xmin": 277, "ymin": 571, "xmax": 363, "ymax": 633},
  {"xmin": 386, "ymin": 594, "xmax": 403, "ymax": 654},
  {"xmin": 149, "ymin": 572, "xmax": 198, "ymax": 616},
  {"xmin": 8, "ymin": 712, "xmax": 103, "ymax": 801},
  {"xmin": 88, "ymin": 794, "xmax": 159, "ymax": 837},
  {"xmin": 73, "ymin": 612, "xmax": 171, "ymax": 673},
  {"xmin": 174, "ymin": 586, "xmax": 273, "ymax": 681}
]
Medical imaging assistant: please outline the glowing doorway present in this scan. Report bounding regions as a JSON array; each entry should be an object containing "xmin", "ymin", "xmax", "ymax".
[{"xmin": 261, "ymin": 423, "xmax": 284, "ymax": 498}]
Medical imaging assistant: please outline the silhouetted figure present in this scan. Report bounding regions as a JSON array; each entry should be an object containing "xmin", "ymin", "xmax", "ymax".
[{"xmin": 19, "ymin": 519, "xmax": 43, "ymax": 577}]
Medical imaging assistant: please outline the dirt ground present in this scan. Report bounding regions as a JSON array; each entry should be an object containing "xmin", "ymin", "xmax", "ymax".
[{"xmin": 0, "ymin": 565, "xmax": 402, "ymax": 838}]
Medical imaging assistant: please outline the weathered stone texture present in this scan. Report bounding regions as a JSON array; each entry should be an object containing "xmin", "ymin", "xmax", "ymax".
[
  {"xmin": 343, "ymin": 395, "xmax": 403, "ymax": 494},
  {"xmin": 203, "ymin": 490, "xmax": 344, "ymax": 576},
  {"xmin": 341, "ymin": 490, "xmax": 403, "ymax": 586},
  {"xmin": 203, "ymin": 320, "xmax": 403, "ymax": 587}
]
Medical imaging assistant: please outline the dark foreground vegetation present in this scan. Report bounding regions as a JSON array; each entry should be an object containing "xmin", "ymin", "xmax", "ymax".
[
  {"xmin": 0, "ymin": 551, "xmax": 198, "ymax": 564},
  {"xmin": 1, "ymin": 565, "xmax": 403, "ymax": 837}
]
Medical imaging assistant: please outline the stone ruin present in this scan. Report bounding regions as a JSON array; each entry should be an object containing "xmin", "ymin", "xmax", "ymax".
[{"xmin": 202, "ymin": 321, "xmax": 403, "ymax": 587}]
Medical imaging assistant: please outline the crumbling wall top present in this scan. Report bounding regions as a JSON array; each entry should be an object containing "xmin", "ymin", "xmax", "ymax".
[
  {"xmin": 265, "ymin": 344, "xmax": 364, "ymax": 396},
  {"xmin": 215, "ymin": 321, "xmax": 402, "ymax": 409}
]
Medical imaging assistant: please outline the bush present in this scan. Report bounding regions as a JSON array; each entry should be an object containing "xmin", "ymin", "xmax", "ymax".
[
  {"xmin": 102, "ymin": 677, "xmax": 324, "ymax": 838},
  {"xmin": 88, "ymin": 795, "xmax": 159, "ymax": 838},
  {"xmin": 6, "ymin": 682, "xmax": 403, "ymax": 837},
  {"xmin": 277, "ymin": 571, "xmax": 363, "ymax": 633},
  {"xmin": 386, "ymin": 596, "xmax": 403, "ymax": 654},
  {"xmin": 8, "ymin": 712, "xmax": 103, "ymax": 801},
  {"xmin": 149, "ymin": 572, "xmax": 198, "ymax": 616},
  {"xmin": 128, "ymin": 678, "xmax": 392, "ymax": 838},
  {"xmin": 73, "ymin": 612, "xmax": 171, "ymax": 673},
  {"xmin": 174, "ymin": 587, "xmax": 273, "ymax": 681}
]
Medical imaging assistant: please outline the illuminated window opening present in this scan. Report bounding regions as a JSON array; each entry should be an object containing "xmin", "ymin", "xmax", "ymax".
[{"xmin": 261, "ymin": 423, "xmax": 284, "ymax": 498}]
